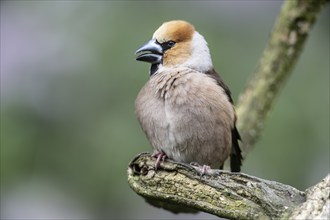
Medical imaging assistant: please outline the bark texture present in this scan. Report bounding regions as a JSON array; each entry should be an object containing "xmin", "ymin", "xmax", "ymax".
[
  {"xmin": 289, "ymin": 175, "xmax": 330, "ymax": 219},
  {"xmin": 127, "ymin": 153, "xmax": 329, "ymax": 219}
]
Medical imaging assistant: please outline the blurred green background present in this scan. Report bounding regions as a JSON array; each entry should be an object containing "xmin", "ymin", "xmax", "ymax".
[{"xmin": 1, "ymin": 1, "xmax": 329, "ymax": 219}]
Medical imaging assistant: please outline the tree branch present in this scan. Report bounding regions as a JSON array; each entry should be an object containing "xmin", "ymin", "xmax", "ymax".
[
  {"xmin": 236, "ymin": 0, "xmax": 328, "ymax": 154},
  {"xmin": 289, "ymin": 174, "xmax": 330, "ymax": 219},
  {"xmin": 128, "ymin": 153, "xmax": 329, "ymax": 219}
]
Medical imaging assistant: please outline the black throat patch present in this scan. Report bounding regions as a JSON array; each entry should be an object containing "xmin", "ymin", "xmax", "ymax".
[{"xmin": 150, "ymin": 64, "xmax": 160, "ymax": 76}]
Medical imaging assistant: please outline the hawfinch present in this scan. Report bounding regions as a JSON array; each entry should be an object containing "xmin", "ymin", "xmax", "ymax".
[{"xmin": 135, "ymin": 20, "xmax": 242, "ymax": 172}]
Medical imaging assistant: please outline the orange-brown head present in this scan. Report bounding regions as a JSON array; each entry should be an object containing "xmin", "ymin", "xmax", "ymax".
[{"xmin": 135, "ymin": 20, "xmax": 213, "ymax": 75}]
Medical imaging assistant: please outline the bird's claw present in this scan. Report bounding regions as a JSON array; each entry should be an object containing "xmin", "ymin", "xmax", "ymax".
[
  {"xmin": 152, "ymin": 150, "xmax": 167, "ymax": 171},
  {"xmin": 190, "ymin": 162, "xmax": 214, "ymax": 176}
]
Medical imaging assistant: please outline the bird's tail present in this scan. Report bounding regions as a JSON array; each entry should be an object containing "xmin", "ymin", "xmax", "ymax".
[{"xmin": 230, "ymin": 126, "xmax": 242, "ymax": 172}]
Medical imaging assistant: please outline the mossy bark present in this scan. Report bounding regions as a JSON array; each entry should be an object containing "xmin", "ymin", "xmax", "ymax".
[{"xmin": 128, "ymin": 153, "xmax": 329, "ymax": 219}]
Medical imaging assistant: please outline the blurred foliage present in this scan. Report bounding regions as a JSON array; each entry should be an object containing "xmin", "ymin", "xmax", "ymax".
[{"xmin": 1, "ymin": 1, "xmax": 329, "ymax": 219}]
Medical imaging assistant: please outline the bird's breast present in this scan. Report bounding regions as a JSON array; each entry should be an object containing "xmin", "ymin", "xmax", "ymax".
[{"xmin": 135, "ymin": 67, "xmax": 234, "ymax": 167}]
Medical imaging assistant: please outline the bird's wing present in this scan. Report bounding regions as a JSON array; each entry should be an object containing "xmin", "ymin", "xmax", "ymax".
[{"xmin": 205, "ymin": 68, "xmax": 243, "ymax": 172}]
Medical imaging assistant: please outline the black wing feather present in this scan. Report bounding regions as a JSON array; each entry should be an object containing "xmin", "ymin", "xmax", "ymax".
[{"xmin": 230, "ymin": 126, "xmax": 242, "ymax": 172}]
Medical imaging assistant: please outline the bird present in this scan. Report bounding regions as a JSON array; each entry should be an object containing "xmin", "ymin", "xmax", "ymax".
[{"xmin": 135, "ymin": 20, "xmax": 242, "ymax": 172}]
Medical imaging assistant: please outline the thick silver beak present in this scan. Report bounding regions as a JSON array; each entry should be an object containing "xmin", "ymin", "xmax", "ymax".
[{"xmin": 135, "ymin": 39, "xmax": 163, "ymax": 64}]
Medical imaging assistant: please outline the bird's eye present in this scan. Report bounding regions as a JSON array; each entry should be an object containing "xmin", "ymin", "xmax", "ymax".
[
  {"xmin": 161, "ymin": 40, "xmax": 176, "ymax": 51},
  {"xmin": 167, "ymin": 41, "xmax": 175, "ymax": 47}
]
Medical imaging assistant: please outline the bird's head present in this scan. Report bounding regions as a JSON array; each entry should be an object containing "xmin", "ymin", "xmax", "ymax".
[{"xmin": 135, "ymin": 20, "xmax": 213, "ymax": 75}]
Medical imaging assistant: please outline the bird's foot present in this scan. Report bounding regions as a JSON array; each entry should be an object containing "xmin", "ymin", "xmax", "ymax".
[
  {"xmin": 152, "ymin": 150, "xmax": 167, "ymax": 171},
  {"xmin": 190, "ymin": 162, "xmax": 215, "ymax": 176}
]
